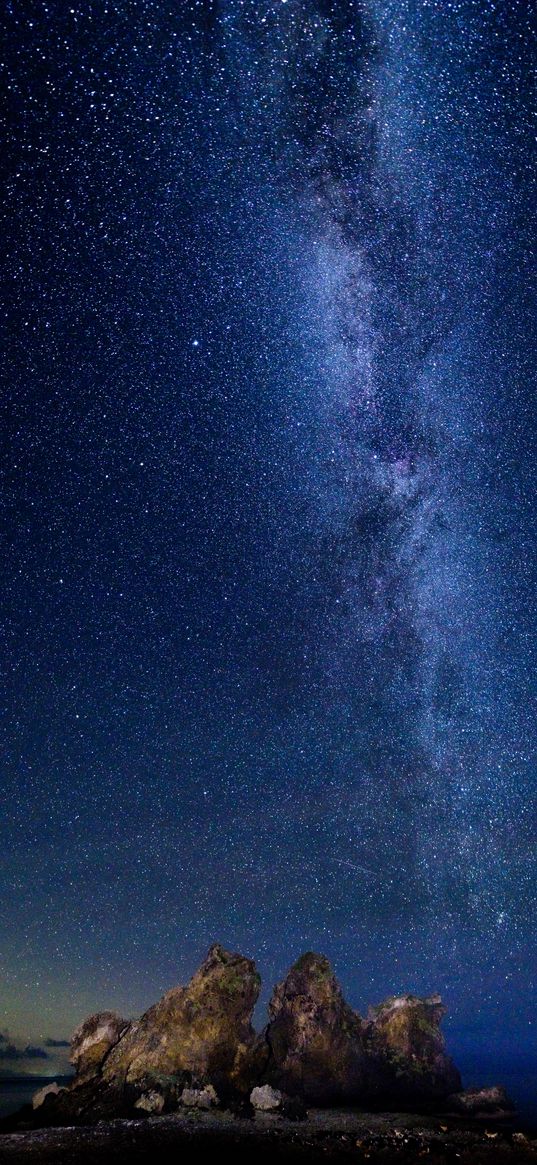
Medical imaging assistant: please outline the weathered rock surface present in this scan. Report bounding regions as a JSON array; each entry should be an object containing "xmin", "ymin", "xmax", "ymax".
[
  {"xmin": 259, "ymin": 952, "xmax": 367, "ymax": 1104},
  {"xmin": 251, "ymin": 1084, "xmax": 283, "ymax": 1112},
  {"xmin": 365, "ymin": 994, "xmax": 462, "ymax": 1101},
  {"xmin": 180, "ymin": 1085, "xmax": 219, "ymax": 1109},
  {"xmin": 101, "ymin": 943, "xmax": 259, "ymax": 1095},
  {"xmin": 5, "ymin": 943, "xmax": 497, "ymax": 1133},
  {"xmin": 70, "ymin": 1011, "xmax": 129, "ymax": 1085},
  {"xmin": 448, "ymin": 1086, "xmax": 515, "ymax": 1117},
  {"xmin": 19, "ymin": 944, "xmax": 259, "ymax": 1128}
]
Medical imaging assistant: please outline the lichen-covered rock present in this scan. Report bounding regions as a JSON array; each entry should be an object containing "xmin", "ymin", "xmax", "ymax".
[
  {"xmin": 11, "ymin": 943, "xmax": 471, "ymax": 1132},
  {"xmin": 102, "ymin": 943, "xmax": 260, "ymax": 1096},
  {"xmin": 260, "ymin": 952, "xmax": 367, "ymax": 1104},
  {"xmin": 447, "ymin": 1085, "xmax": 514, "ymax": 1117},
  {"xmin": 366, "ymin": 994, "xmax": 461, "ymax": 1100},
  {"xmin": 70, "ymin": 1011, "xmax": 129, "ymax": 1085},
  {"xmin": 251, "ymin": 1084, "xmax": 283, "ymax": 1111},
  {"xmin": 180, "ymin": 1084, "xmax": 219, "ymax": 1109}
]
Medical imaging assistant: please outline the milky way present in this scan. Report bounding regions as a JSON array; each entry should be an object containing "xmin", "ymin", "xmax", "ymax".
[{"xmin": 1, "ymin": 0, "xmax": 535, "ymax": 1099}]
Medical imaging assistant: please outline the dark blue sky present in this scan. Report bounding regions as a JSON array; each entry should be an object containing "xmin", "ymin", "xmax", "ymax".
[{"xmin": 1, "ymin": 0, "xmax": 535, "ymax": 1107}]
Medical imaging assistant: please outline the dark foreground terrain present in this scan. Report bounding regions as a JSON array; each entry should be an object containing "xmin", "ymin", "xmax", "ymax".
[{"xmin": 1, "ymin": 1108, "xmax": 536, "ymax": 1165}]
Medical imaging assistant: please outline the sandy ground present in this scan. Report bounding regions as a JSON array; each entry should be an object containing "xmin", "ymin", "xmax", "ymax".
[{"xmin": 1, "ymin": 1107, "xmax": 536, "ymax": 1164}]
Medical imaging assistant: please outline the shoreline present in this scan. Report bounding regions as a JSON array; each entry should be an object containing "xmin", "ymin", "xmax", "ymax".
[{"xmin": 1, "ymin": 1106, "xmax": 536, "ymax": 1164}]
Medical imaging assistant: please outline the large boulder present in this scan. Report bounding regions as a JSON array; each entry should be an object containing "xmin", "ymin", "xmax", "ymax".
[
  {"xmin": 259, "ymin": 952, "xmax": 367, "ymax": 1104},
  {"xmin": 70, "ymin": 1011, "xmax": 129, "ymax": 1084},
  {"xmin": 101, "ymin": 943, "xmax": 260, "ymax": 1096},
  {"xmin": 31, "ymin": 943, "xmax": 259, "ymax": 1128},
  {"xmin": 365, "ymin": 994, "xmax": 462, "ymax": 1101}
]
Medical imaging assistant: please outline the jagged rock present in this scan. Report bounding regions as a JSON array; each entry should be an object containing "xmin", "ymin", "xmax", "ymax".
[
  {"xmin": 101, "ymin": 943, "xmax": 260, "ymax": 1096},
  {"xmin": 134, "ymin": 1090, "xmax": 165, "ymax": 1114},
  {"xmin": 180, "ymin": 1084, "xmax": 219, "ymax": 1109},
  {"xmin": 251, "ymin": 1084, "xmax": 283, "ymax": 1111},
  {"xmin": 70, "ymin": 1011, "xmax": 129, "ymax": 1085},
  {"xmin": 260, "ymin": 952, "xmax": 367, "ymax": 1104},
  {"xmin": 448, "ymin": 1085, "xmax": 515, "ymax": 1117},
  {"xmin": 32, "ymin": 1083, "xmax": 63, "ymax": 1110},
  {"xmin": 29, "ymin": 944, "xmax": 258, "ymax": 1128},
  {"xmin": 12, "ymin": 943, "xmax": 473, "ymax": 1132},
  {"xmin": 366, "ymin": 994, "xmax": 462, "ymax": 1100}
]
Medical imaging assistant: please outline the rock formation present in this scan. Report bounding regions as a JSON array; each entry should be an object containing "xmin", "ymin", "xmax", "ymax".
[
  {"xmin": 32, "ymin": 1083, "xmax": 64, "ymax": 1111},
  {"xmin": 12, "ymin": 943, "xmax": 487, "ymax": 1131},
  {"xmin": 365, "ymin": 994, "xmax": 462, "ymax": 1100},
  {"xmin": 100, "ymin": 942, "xmax": 260, "ymax": 1095},
  {"xmin": 32, "ymin": 943, "xmax": 259, "ymax": 1126},
  {"xmin": 133, "ymin": 1089, "xmax": 165, "ymax": 1114},
  {"xmin": 258, "ymin": 952, "xmax": 368, "ymax": 1104},
  {"xmin": 447, "ymin": 1086, "xmax": 514, "ymax": 1117},
  {"xmin": 180, "ymin": 1084, "xmax": 219, "ymax": 1109}
]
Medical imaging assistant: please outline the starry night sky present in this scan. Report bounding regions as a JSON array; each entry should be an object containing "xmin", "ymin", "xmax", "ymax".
[{"xmin": 1, "ymin": 0, "xmax": 536, "ymax": 1101}]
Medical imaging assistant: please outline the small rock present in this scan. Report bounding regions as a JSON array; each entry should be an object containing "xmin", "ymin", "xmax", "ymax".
[
  {"xmin": 448, "ymin": 1085, "xmax": 514, "ymax": 1117},
  {"xmin": 134, "ymin": 1090, "xmax": 165, "ymax": 1114},
  {"xmin": 250, "ymin": 1084, "xmax": 283, "ymax": 1112},
  {"xmin": 180, "ymin": 1084, "xmax": 218, "ymax": 1109},
  {"xmin": 512, "ymin": 1132, "xmax": 528, "ymax": 1144},
  {"xmin": 32, "ymin": 1082, "xmax": 62, "ymax": 1110}
]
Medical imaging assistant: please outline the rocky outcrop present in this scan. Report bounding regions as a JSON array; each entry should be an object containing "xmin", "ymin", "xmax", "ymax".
[
  {"xmin": 10, "ymin": 944, "xmax": 482, "ymax": 1131},
  {"xmin": 365, "ymin": 994, "xmax": 462, "ymax": 1101},
  {"xmin": 100, "ymin": 943, "xmax": 259, "ymax": 1096},
  {"xmin": 26, "ymin": 944, "xmax": 259, "ymax": 1127},
  {"xmin": 259, "ymin": 952, "xmax": 367, "ymax": 1104},
  {"xmin": 70, "ymin": 1011, "xmax": 129, "ymax": 1084},
  {"xmin": 448, "ymin": 1086, "xmax": 515, "ymax": 1117}
]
